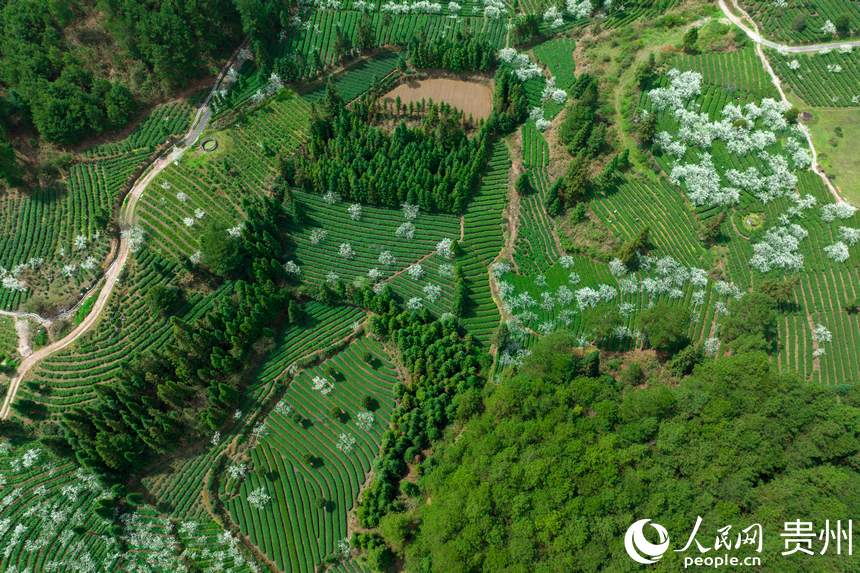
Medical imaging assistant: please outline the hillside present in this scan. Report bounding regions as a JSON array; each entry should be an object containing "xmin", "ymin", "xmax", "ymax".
[{"xmin": 0, "ymin": 0, "xmax": 858, "ymax": 571}]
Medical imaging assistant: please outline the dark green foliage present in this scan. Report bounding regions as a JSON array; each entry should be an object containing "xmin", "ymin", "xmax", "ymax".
[
  {"xmin": 200, "ymin": 221, "xmax": 243, "ymax": 278},
  {"xmin": 545, "ymin": 178, "xmax": 563, "ymax": 216},
  {"xmin": 559, "ymin": 76, "xmax": 603, "ymax": 156},
  {"xmin": 835, "ymin": 14, "xmax": 852, "ymax": 37},
  {"xmin": 636, "ymin": 111, "xmax": 657, "ymax": 146},
  {"xmin": 682, "ymin": 26, "xmax": 699, "ymax": 53},
  {"xmin": 57, "ymin": 196, "xmax": 296, "ymax": 479},
  {"xmin": 105, "ymin": 0, "xmax": 242, "ymax": 87},
  {"xmin": 333, "ymin": 23, "xmax": 353, "ymax": 62},
  {"xmin": 617, "ymin": 226, "xmax": 651, "ymax": 269},
  {"xmin": 700, "ymin": 211, "xmax": 725, "ymax": 245},
  {"xmin": 353, "ymin": 532, "xmax": 394, "ymax": 572},
  {"xmin": 634, "ymin": 52, "xmax": 657, "ymax": 89},
  {"xmin": 234, "ymin": 0, "xmax": 290, "ymax": 70},
  {"xmin": 721, "ymin": 292, "xmax": 778, "ymax": 353},
  {"xmin": 511, "ymin": 14, "xmax": 542, "ymax": 45},
  {"xmin": 591, "ymin": 307, "xmax": 623, "ymax": 349},
  {"xmin": 668, "ymin": 343, "xmax": 703, "ymax": 376},
  {"xmin": 758, "ymin": 275, "xmax": 798, "ymax": 311},
  {"xmin": 362, "ymin": 395, "xmax": 380, "ymax": 411},
  {"xmin": 792, "ymin": 14, "xmax": 807, "ymax": 32},
  {"xmin": 0, "ymin": 0, "xmax": 242, "ymax": 143},
  {"xmin": 846, "ymin": 296, "xmax": 860, "ymax": 315},
  {"xmin": 146, "ymin": 284, "xmax": 183, "ymax": 317},
  {"xmin": 0, "ymin": 126, "xmax": 19, "ymax": 185},
  {"xmin": 620, "ymin": 361, "xmax": 644, "ymax": 385},
  {"xmin": 407, "ymin": 30, "xmax": 496, "ymax": 72},
  {"xmin": 358, "ymin": 309, "xmax": 483, "ymax": 527},
  {"xmin": 296, "ymin": 99, "xmax": 488, "ymax": 213},
  {"xmin": 515, "ymin": 171, "xmax": 533, "ymax": 196},
  {"xmin": 407, "ymin": 342, "xmax": 860, "ymax": 571},
  {"xmin": 491, "ymin": 67, "xmax": 528, "ymax": 133},
  {"xmin": 640, "ymin": 301, "xmax": 690, "ymax": 355},
  {"xmin": 593, "ymin": 149, "xmax": 629, "ymax": 191},
  {"xmin": 557, "ymin": 154, "xmax": 591, "ymax": 210},
  {"xmin": 355, "ymin": 15, "xmax": 375, "ymax": 53}
]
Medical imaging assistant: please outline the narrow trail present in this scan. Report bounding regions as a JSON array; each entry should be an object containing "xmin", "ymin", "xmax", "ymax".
[
  {"xmin": 717, "ymin": 0, "xmax": 847, "ymax": 204},
  {"xmin": 0, "ymin": 46, "xmax": 250, "ymax": 420},
  {"xmin": 14, "ymin": 319, "xmax": 30, "ymax": 358},
  {"xmin": 719, "ymin": 0, "xmax": 860, "ymax": 53}
]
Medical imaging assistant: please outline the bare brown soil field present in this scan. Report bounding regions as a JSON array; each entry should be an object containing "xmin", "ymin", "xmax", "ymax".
[{"xmin": 384, "ymin": 77, "xmax": 494, "ymax": 119}]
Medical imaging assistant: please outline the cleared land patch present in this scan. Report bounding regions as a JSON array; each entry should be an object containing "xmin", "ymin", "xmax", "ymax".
[{"xmin": 384, "ymin": 77, "xmax": 494, "ymax": 119}]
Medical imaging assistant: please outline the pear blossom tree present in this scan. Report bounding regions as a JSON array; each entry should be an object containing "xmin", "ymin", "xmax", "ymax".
[
  {"xmin": 339, "ymin": 243, "xmax": 355, "ymax": 259},
  {"xmin": 247, "ymin": 487, "xmax": 271, "ymax": 509},
  {"xmin": 348, "ymin": 203, "xmax": 362, "ymax": 221},
  {"xmin": 436, "ymin": 238, "xmax": 454, "ymax": 258}
]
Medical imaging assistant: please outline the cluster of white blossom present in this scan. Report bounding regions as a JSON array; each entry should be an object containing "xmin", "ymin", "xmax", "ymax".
[
  {"xmin": 839, "ymin": 226, "xmax": 860, "ymax": 245},
  {"xmin": 750, "ymin": 224, "xmax": 807, "ymax": 272},
  {"xmin": 396, "ymin": 222, "xmax": 416, "ymax": 239},
  {"xmin": 378, "ymin": 250, "xmax": 396, "ymax": 266},
  {"xmin": 543, "ymin": 5, "xmax": 563, "ymax": 28},
  {"xmin": 436, "ymin": 237, "xmax": 454, "ymax": 258},
  {"xmin": 670, "ymin": 154, "xmax": 739, "ymax": 207},
  {"xmin": 348, "ymin": 203, "xmax": 362, "ymax": 221},
  {"xmin": 336, "ymin": 432, "xmax": 357, "ymax": 453},
  {"xmin": 812, "ymin": 323, "xmax": 832, "ymax": 344},
  {"xmin": 381, "ymin": 0, "xmax": 442, "ymax": 14},
  {"xmin": 227, "ymin": 223, "xmax": 244, "ymax": 238},
  {"xmin": 0, "ymin": 266, "xmax": 27, "ymax": 292},
  {"xmin": 309, "ymin": 228, "xmax": 327, "ymax": 244},
  {"xmin": 123, "ymin": 226, "xmax": 145, "ymax": 253},
  {"xmin": 821, "ymin": 202, "xmax": 857, "ymax": 222},
  {"xmin": 312, "ymin": 375, "xmax": 334, "ymax": 395},
  {"xmin": 227, "ymin": 463, "xmax": 247, "ymax": 481},
  {"xmin": 482, "ymin": 0, "xmax": 505, "ymax": 18},
  {"xmin": 407, "ymin": 263, "xmax": 424, "ymax": 280},
  {"xmin": 423, "ymin": 283, "xmax": 443, "ymax": 302},
  {"xmin": 402, "ymin": 202, "xmax": 420, "ymax": 221},
  {"xmin": 498, "ymin": 48, "xmax": 542, "ymax": 81},
  {"xmin": 566, "ymin": 0, "xmax": 592, "ymax": 18},
  {"xmin": 824, "ymin": 241, "xmax": 850, "ymax": 262},
  {"xmin": 339, "ymin": 243, "xmax": 355, "ymax": 259},
  {"xmin": 284, "ymin": 260, "xmax": 301, "ymax": 275},
  {"xmin": 821, "ymin": 20, "xmax": 837, "ymax": 35},
  {"xmin": 275, "ymin": 400, "xmax": 292, "ymax": 416},
  {"xmin": 247, "ymin": 487, "xmax": 271, "ymax": 509},
  {"xmin": 356, "ymin": 410, "xmax": 374, "ymax": 431},
  {"xmin": 323, "ymin": 190, "xmax": 339, "ymax": 204}
]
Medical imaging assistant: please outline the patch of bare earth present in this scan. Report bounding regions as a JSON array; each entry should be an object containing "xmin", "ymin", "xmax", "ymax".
[{"xmin": 384, "ymin": 78, "xmax": 494, "ymax": 120}]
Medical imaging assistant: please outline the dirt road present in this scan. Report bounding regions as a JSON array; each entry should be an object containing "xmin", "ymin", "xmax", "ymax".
[{"xmin": 0, "ymin": 46, "xmax": 249, "ymax": 420}]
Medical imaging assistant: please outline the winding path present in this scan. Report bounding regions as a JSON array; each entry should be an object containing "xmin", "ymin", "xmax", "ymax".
[
  {"xmin": 0, "ymin": 46, "xmax": 250, "ymax": 420},
  {"xmin": 718, "ymin": 0, "xmax": 847, "ymax": 204},
  {"xmin": 719, "ymin": 0, "xmax": 860, "ymax": 53}
]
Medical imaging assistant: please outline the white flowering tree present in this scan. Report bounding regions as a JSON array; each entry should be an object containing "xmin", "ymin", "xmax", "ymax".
[
  {"xmin": 247, "ymin": 487, "xmax": 271, "ymax": 509},
  {"xmin": 339, "ymin": 243, "xmax": 355, "ymax": 259},
  {"xmin": 436, "ymin": 238, "xmax": 454, "ymax": 258},
  {"xmin": 348, "ymin": 203, "xmax": 362, "ymax": 221}
]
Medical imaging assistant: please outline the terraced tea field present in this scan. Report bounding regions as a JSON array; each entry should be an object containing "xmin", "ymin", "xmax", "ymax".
[{"xmin": 223, "ymin": 338, "xmax": 397, "ymax": 572}]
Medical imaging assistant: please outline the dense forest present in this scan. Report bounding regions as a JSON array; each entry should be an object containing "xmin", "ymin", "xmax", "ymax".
[
  {"xmin": 406, "ymin": 30, "xmax": 497, "ymax": 73},
  {"xmin": 288, "ymin": 90, "xmax": 490, "ymax": 213},
  {"xmin": 371, "ymin": 334, "xmax": 860, "ymax": 571},
  {"xmin": 39, "ymin": 192, "xmax": 299, "ymax": 478},
  {"xmin": 0, "ymin": 0, "xmax": 290, "ymax": 155}
]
